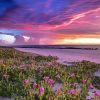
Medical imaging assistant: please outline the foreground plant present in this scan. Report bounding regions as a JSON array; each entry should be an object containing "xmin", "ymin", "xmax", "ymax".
[{"xmin": 0, "ymin": 47, "xmax": 100, "ymax": 100}]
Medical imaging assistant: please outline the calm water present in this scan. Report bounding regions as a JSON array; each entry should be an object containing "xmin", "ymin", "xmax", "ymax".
[{"xmin": 16, "ymin": 45, "xmax": 100, "ymax": 64}]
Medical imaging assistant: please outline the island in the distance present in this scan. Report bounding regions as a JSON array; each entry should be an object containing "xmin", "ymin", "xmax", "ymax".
[{"xmin": 1, "ymin": 45, "xmax": 100, "ymax": 50}]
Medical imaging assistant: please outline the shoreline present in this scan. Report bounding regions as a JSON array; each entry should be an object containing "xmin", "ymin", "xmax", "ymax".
[
  {"xmin": 1, "ymin": 45, "xmax": 100, "ymax": 50},
  {"xmin": 15, "ymin": 47, "xmax": 100, "ymax": 77},
  {"xmin": 15, "ymin": 48, "xmax": 100, "ymax": 64}
]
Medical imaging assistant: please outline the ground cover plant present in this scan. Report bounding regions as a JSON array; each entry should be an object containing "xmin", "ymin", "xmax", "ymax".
[{"xmin": 0, "ymin": 47, "xmax": 100, "ymax": 100}]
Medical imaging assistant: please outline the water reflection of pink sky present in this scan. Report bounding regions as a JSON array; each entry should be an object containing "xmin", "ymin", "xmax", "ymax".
[{"xmin": 17, "ymin": 48, "xmax": 100, "ymax": 64}]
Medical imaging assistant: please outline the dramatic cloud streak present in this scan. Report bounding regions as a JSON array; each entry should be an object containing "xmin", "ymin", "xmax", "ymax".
[{"xmin": 0, "ymin": 0, "xmax": 100, "ymax": 45}]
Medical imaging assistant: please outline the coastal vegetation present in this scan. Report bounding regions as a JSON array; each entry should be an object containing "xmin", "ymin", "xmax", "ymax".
[{"xmin": 0, "ymin": 47, "xmax": 100, "ymax": 100}]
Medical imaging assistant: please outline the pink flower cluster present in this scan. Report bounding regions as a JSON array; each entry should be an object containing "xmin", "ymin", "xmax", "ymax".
[
  {"xmin": 95, "ymin": 91, "xmax": 100, "ymax": 97},
  {"xmin": 89, "ymin": 83, "xmax": 94, "ymax": 89},
  {"xmin": 43, "ymin": 76, "xmax": 49, "ymax": 82},
  {"xmin": 43, "ymin": 76, "xmax": 55, "ymax": 86},
  {"xmin": 70, "ymin": 73, "xmax": 75, "ymax": 77},
  {"xmin": 34, "ymin": 82, "xmax": 38, "ymax": 89},
  {"xmin": 48, "ymin": 79, "xmax": 55, "ymax": 86},
  {"xmin": 82, "ymin": 80, "xmax": 87, "ymax": 84},
  {"xmin": 23, "ymin": 79, "xmax": 29, "ymax": 85},
  {"xmin": 33, "ymin": 82, "xmax": 45, "ymax": 96},
  {"xmin": 68, "ymin": 89, "xmax": 77, "ymax": 95},
  {"xmin": 39, "ymin": 86, "xmax": 45, "ymax": 95}
]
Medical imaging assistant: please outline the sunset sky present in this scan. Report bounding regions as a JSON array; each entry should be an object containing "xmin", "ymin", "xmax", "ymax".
[{"xmin": 0, "ymin": 0, "xmax": 100, "ymax": 45}]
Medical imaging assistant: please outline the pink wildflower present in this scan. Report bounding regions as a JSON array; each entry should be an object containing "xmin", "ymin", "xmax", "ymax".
[
  {"xmin": 23, "ymin": 79, "xmax": 29, "ymax": 85},
  {"xmin": 56, "ymin": 89, "xmax": 62, "ymax": 95},
  {"xmin": 43, "ymin": 76, "xmax": 49, "ymax": 82},
  {"xmin": 39, "ymin": 86, "xmax": 45, "ymax": 95},
  {"xmin": 95, "ymin": 91, "xmax": 100, "ymax": 97},
  {"xmin": 33, "ymin": 82, "xmax": 38, "ymax": 89},
  {"xmin": 89, "ymin": 83, "xmax": 94, "ymax": 89},
  {"xmin": 70, "ymin": 73, "xmax": 75, "ymax": 77},
  {"xmin": 3, "ymin": 74, "xmax": 9, "ymax": 80},
  {"xmin": 68, "ymin": 89, "xmax": 77, "ymax": 95},
  {"xmin": 48, "ymin": 79, "xmax": 55, "ymax": 86},
  {"xmin": 82, "ymin": 80, "xmax": 87, "ymax": 84}
]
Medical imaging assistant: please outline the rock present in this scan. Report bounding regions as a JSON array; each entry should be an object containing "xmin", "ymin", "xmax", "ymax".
[
  {"xmin": 93, "ymin": 69, "xmax": 100, "ymax": 89},
  {"xmin": 0, "ymin": 97, "xmax": 13, "ymax": 100},
  {"xmin": 94, "ymin": 69, "xmax": 100, "ymax": 77},
  {"xmin": 53, "ymin": 83, "xmax": 63, "ymax": 94}
]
